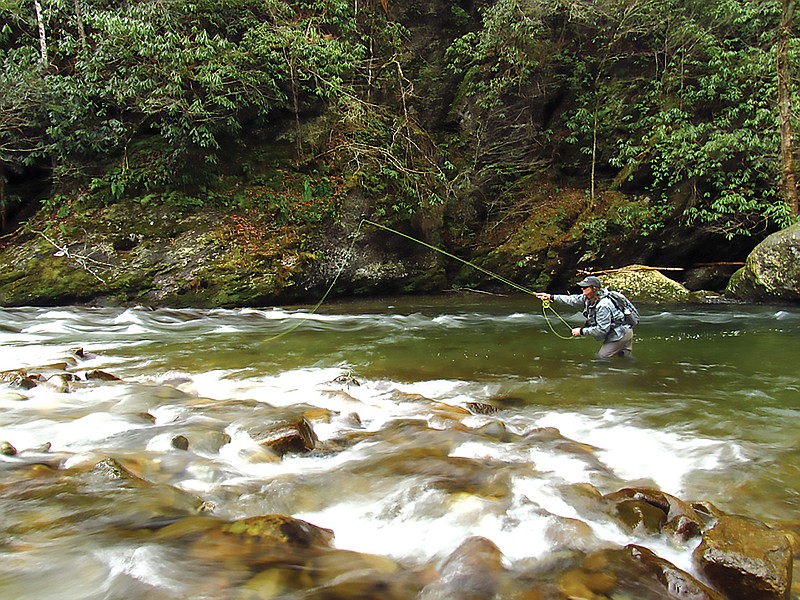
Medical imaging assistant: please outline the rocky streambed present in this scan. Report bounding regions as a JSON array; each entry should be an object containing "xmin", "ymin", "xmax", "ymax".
[{"xmin": 1, "ymin": 341, "xmax": 797, "ymax": 600}]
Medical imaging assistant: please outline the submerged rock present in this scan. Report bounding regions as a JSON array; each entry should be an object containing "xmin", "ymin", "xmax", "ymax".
[
  {"xmin": 222, "ymin": 514, "xmax": 334, "ymax": 548},
  {"xmin": 189, "ymin": 514, "xmax": 335, "ymax": 567},
  {"xmin": 171, "ymin": 435, "xmax": 190, "ymax": 450},
  {"xmin": 300, "ymin": 548, "xmax": 427, "ymax": 600},
  {"xmin": 420, "ymin": 536, "xmax": 504, "ymax": 600},
  {"xmin": 555, "ymin": 545, "xmax": 724, "ymax": 600},
  {"xmin": 544, "ymin": 516, "xmax": 599, "ymax": 552},
  {"xmin": 626, "ymin": 545, "xmax": 725, "ymax": 599},
  {"xmin": 91, "ymin": 457, "xmax": 138, "ymax": 480},
  {"xmin": 190, "ymin": 430, "xmax": 232, "ymax": 454}
]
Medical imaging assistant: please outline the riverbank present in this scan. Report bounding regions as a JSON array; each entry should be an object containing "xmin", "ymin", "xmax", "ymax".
[{"xmin": 0, "ymin": 192, "xmax": 772, "ymax": 309}]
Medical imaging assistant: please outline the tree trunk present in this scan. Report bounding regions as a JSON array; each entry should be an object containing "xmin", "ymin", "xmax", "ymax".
[
  {"xmin": 74, "ymin": 0, "xmax": 87, "ymax": 51},
  {"xmin": 283, "ymin": 47, "xmax": 303, "ymax": 156},
  {"xmin": 0, "ymin": 168, "xmax": 6, "ymax": 234},
  {"xmin": 778, "ymin": 0, "xmax": 798, "ymax": 217},
  {"xmin": 590, "ymin": 106, "xmax": 598, "ymax": 206},
  {"xmin": 33, "ymin": 0, "xmax": 49, "ymax": 67}
]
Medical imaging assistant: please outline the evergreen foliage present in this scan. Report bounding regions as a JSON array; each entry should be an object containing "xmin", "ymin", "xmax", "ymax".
[
  {"xmin": 446, "ymin": 0, "xmax": 799, "ymax": 236},
  {"xmin": 0, "ymin": 0, "xmax": 798, "ymax": 238}
]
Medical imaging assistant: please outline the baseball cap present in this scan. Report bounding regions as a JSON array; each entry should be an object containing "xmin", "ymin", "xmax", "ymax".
[{"xmin": 577, "ymin": 275, "xmax": 602, "ymax": 288}]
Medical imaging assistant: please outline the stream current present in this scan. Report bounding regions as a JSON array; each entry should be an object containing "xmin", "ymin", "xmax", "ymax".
[{"xmin": 0, "ymin": 295, "xmax": 798, "ymax": 598}]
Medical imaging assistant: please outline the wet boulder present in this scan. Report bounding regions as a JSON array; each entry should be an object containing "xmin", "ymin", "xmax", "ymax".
[
  {"xmin": 85, "ymin": 369, "xmax": 121, "ymax": 381},
  {"xmin": 420, "ymin": 536, "xmax": 505, "ymax": 600},
  {"xmin": 613, "ymin": 498, "xmax": 668, "ymax": 534},
  {"xmin": 600, "ymin": 265, "xmax": 690, "ymax": 303},
  {"xmin": 664, "ymin": 514, "xmax": 703, "ymax": 543},
  {"xmin": 0, "ymin": 369, "xmax": 41, "ymax": 389},
  {"xmin": 91, "ymin": 457, "xmax": 138, "ymax": 480},
  {"xmin": 474, "ymin": 420, "xmax": 515, "ymax": 442},
  {"xmin": 171, "ymin": 435, "xmax": 190, "ymax": 450},
  {"xmin": 43, "ymin": 374, "xmax": 71, "ymax": 393},
  {"xmin": 558, "ymin": 545, "xmax": 724, "ymax": 600},
  {"xmin": 222, "ymin": 514, "xmax": 333, "ymax": 548},
  {"xmin": 386, "ymin": 453, "xmax": 510, "ymax": 498},
  {"xmin": 188, "ymin": 514, "xmax": 335, "ymax": 567},
  {"xmin": 625, "ymin": 545, "xmax": 726, "ymax": 599},
  {"xmin": 693, "ymin": 514, "xmax": 793, "ymax": 600},
  {"xmin": 604, "ymin": 488, "xmax": 704, "ymax": 539},
  {"xmin": 726, "ymin": 222, "xmax": 800, "ymax": 302},
  {"xmin": 255, "ymin": 417, "xmax": 318, "ymax": 457},
  {"xmin": 544, "ymin": 516, "xmax": 599, "ymax": 552},
  {"xmin": 464, "ymin": 402, "xmax": 499, "ymax": 415},
  {"xmin": 300, "ymin": 548, "xmax": 428, "ymax": 600},
  {"xmin": 189, "ymin": 430, "xmax": 232, "ymax": 454}
]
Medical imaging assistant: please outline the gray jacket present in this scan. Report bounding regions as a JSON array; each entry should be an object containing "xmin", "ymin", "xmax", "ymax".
[{"xmin": 552, "ymin": 288, "xmax": 630, "ymax": 342}]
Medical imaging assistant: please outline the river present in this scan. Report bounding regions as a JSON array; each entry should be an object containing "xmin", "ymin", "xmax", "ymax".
[{"xmin": 0, "ymin": 296, "xmax": 798, "ymax": 599}]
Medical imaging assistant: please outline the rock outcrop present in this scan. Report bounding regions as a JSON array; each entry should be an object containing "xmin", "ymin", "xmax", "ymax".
[{"xmin": 726, "ymin": 222, "xmax": 800, "ymax": 302}]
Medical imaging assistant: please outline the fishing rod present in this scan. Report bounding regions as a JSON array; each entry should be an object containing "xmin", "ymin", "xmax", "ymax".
[{"xmin": 266, "ymin": 218, "xmax": 574, "ymax": 340}]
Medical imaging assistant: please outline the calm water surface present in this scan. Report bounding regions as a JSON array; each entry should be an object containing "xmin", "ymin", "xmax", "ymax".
[{"xmin": 0, "ymin": 295, "xmax": 798, "ymax": 598}]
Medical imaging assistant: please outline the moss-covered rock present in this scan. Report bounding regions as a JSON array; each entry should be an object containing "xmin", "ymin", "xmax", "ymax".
[
  {"xmin": 600, "ymin": 265, "xmax": 691, "ymax": 303},
  {"xmin": 0, "ymin": 203, "xmax": 312, "ymax": 307},
  {"xmin": 726, "ymin": 222, "xmax": 800, "ymax": 303}
]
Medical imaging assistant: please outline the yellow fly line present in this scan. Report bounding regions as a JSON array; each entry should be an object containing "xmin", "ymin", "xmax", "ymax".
[{"xmin": 266, "ymin": 219, "xmax": 574, "ymax": 340}]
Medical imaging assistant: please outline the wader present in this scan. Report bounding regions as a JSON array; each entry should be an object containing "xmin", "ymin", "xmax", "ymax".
[{"xmin": 597, "ymin": 326, "xmax": 633, "ymax": 359}]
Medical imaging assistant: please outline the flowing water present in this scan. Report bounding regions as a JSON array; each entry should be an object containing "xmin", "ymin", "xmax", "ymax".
[{"xmin": 0, "ymin": 296, "xmax": 798, "ymax": 599}]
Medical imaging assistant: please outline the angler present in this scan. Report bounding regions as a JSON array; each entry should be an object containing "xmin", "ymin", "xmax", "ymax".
[{"xmin": 535, "ymin": 275, "xmax": 636, "ymax": 360}]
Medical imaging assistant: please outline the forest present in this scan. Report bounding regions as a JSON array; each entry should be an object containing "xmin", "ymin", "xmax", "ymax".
[{"xmin": 0, "ymin": 0, "xmax": 798, "ymax": 304}]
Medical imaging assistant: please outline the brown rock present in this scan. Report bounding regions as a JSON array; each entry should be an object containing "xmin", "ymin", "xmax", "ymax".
[
  {"xmin": 558, "ymin": 567, "xmax": 617, "ymax": 599},
  {"xmin": 85, "ymin": 369, "xmax": 121, "ymax": 381},
  {"xmin": 627, "ymin": 545, "xmax": 725, "ymax": 599},
  {"xmin": 693, "ymin": 515, "xmax": 793, "ymax": 600},
  {"xmin": 544, "ymin": 516, "xmax": 598, "ymax": 552},
  {"xmin": 0, "ymin": 369, "xmax": 39, "ymax": 389},
  {"xmin": 574, "ymin": 545, "xmax": 725, "ymax": 600},
  {"xmin": 302, "ymin": 549, "xmax": 424, "ymax": 599},
  {"xmin": 222, "ymin": 514, "xmax": 334, "ymax": 547},
  {"xmin": 171, "ymin": 435, "xmax": 190, "ymax": 450},
  {"xmin": 256, "ymin": 417, "xmax": 318, "ymax": 457},
  {"xmin": 614, "ymin": 499, "xmax": 668, "ymax": 534},
  {"xmin": 605, "ymin": 488, "xmax": 704, "ymax": 537},
  {"xmin": 664, "ymin": 514, "xmax": 703, "ymax": 542},
  {"xmin": 421, "ymin": 536, "xmax": 504, "ymax": 600},
  {"xmin": 190, "ymin": 514, "xmax": 334, "ymax": 567},
  {"xmin": 91, "ymin": 457, "xmax": 139, "ymax": 480},
  {"xmin": 465, "ymin": 402, "xmax": 499, "ymax": 415}
]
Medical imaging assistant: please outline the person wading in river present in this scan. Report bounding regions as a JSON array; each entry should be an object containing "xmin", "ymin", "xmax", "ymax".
[{"xmin": 535, "ymin": 275, "xmax": 634, "ymax": 359}]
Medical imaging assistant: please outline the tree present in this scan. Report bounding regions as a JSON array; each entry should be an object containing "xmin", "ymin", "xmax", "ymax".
[
  {"xmin": 607, "ymin": 0, "xmax": 794, "ymax": 236},
  {"xmin": 0, "ymin": 4, "xmax": 49, "ymax": 227},
  {"xmin": 563, "ymin": 0, "xmax": 667, "ymax": 205},
  {"xmin": 32, "ymin": 0, "xmax": 47, "ymax": 66},
  {"xmin": 777, "ymin": 0, "xmax": 798, "ymax": 217}
]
